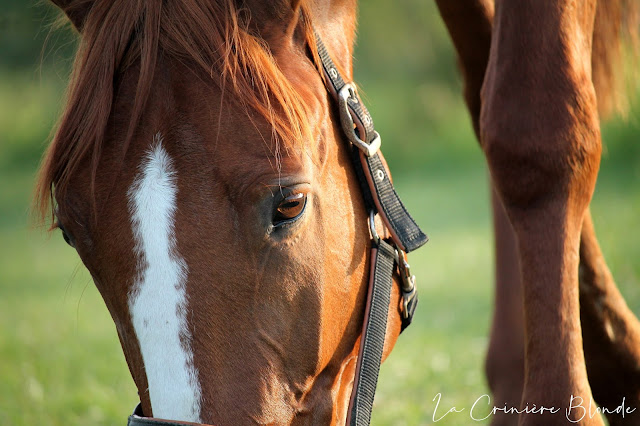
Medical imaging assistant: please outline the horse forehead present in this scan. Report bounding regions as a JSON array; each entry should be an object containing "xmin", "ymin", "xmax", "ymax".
[
  {"xmin": 167, "ymin": 45, "xmax": 327, "ymax": 133},
  {"xmin": 161, "ymin": 73, "xmax": 322, "ymax": 175},
  {"xmin": 157, "ymin": 122, "xmax": 310, "ymax": 191}
]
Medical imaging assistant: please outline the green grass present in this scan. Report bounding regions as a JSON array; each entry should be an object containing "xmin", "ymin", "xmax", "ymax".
[{"xmin": 1, "ymin": 2, "xmax": 639, "ymax": 424}]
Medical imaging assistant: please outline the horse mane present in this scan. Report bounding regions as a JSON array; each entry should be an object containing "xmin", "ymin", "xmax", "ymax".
[
  {"xmin": 592, "ymin": 0, "xmax": 639, "ymax": 116},
  {"xmin": 35, "ymin": 0, "xmax": 320, "ymax": 227}
]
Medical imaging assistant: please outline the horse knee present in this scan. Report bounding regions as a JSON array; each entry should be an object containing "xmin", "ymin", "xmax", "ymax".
[{"xmin": 479, "ymin": 78, "xmax": 602, "ymax": 217}]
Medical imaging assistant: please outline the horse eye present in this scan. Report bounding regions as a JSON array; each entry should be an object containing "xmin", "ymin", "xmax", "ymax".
[
  {"xmin": 273, "ymin": 192, "xmax": 307, "ymax": 226},
  {"xmin": 57, "ymin": 222, "xmax": 75, "ymax": 248}
]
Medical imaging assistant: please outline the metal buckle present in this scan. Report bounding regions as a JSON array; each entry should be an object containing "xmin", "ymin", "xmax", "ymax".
[
  {"xmin": 396, "ymin": 249, "xmax": 417, "ymax": 320},
  {"xmin": 338, "ymin": 83, "xmax": 381, "ymax": 157},
  {"xmin": 370, "ymin": 211, "xmax": 417, "ymax": 321}
]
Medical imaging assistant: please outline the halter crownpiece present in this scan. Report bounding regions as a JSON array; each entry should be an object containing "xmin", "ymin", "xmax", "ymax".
[{"xmin": 128, "ymin": 30, "xmax": 428, "ymax": 426}]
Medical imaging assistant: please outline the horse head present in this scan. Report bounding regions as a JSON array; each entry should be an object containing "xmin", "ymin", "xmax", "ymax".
[{"xmin": 38, "ymin": 1, "xmax": 411, "ymax": 423}]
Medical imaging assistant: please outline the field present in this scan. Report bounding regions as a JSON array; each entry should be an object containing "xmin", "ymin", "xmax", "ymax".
[{"xmin": 1, "ymin": 1, "xmax": 639, "ymax": 425}]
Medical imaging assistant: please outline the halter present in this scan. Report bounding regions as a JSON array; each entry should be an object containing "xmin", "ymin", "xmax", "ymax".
[{"xmin": 127, "ymin": 31, "xmax": 428, "ymax": 426}]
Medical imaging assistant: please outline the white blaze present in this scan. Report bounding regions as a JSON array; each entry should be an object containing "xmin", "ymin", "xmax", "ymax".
[{"xmin": 127, "ymin": 135, "xmax": 201, "ymax": 422}]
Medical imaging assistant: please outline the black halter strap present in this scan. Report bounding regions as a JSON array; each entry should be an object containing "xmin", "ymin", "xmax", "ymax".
[
  {"xmin": 314, "ymin": 31, "xmax": 427, "ymax": 426},
  {"xmin": 314, "ymin": 35, "xmax": 428, "ymax": 254},
  {"xmin": 127, "ymin": 31, "xmax": 427, "ymax": 426}
]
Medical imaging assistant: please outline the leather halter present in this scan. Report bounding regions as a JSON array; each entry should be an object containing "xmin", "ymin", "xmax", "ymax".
[{"xmin": 128, "ymin": 31, "xmax": 427, "ymax": 426}]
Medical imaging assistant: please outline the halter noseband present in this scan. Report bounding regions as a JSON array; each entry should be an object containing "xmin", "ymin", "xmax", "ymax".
[{"xmin": 128, "ymin": 31, "xmax": 428, "ymax": 426}]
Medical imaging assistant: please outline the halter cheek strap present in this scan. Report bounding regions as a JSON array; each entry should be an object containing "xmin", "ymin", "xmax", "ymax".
[
  {"xmin": 345, "ymin": 240, "xmax": 396, "ymax": 426},
  {"xmin": 127, "ymin": 31, "xmax": 428, "ymax": 426},
  {"xmin": 314, "ymin": 32, "xmax": 427, "ymax": 426}
]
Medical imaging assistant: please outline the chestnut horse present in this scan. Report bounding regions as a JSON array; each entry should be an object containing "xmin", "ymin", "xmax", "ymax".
[
  {"xmin": 37, "ymin": 0, "xmax": 639, "ymax": 425},
  {"xmin": 436, "ymin": 1, "xmax": 640, "ymax": 425}
]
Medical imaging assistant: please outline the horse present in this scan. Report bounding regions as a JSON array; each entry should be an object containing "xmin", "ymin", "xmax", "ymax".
[
  {"xmin": 36, "ymin": 0, "xmax": 428, "ymax": 424},
  {"xmin": 36, "ymin": 0, "xmax": 639, "ymax": 425},
  {"xmin": 435, "ymin": 1, "xmax": 640, "ymax": 425}
]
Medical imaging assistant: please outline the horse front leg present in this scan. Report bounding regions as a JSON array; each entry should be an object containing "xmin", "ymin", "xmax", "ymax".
[
  {"xmin": 580, "ymin": 211, "xmax": 640, "ymax": 425},
  {"xmin": 480, "ymin": 1, "xmax": 603, "ymax": 424}
]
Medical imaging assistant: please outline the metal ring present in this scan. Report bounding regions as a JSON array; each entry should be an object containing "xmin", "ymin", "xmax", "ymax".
[{"xmin": 368, "ymin": 211, "xmax": 380, "ymax": 245}]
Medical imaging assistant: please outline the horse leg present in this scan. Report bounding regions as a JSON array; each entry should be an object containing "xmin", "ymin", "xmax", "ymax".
[
  {"xmin": 438, "ymin": 5, "xmax": 639, "ymax": 423},
  {"xmin": 480, "ymin": 1, "xmax": 603, "ymax": 424},
  {"xmin": 484, "ymin": 188, "xmax": 525, "ymax": 425},
  {"xmin": 580, "ymin": 210, "xmax": 640, "ymax": 424},
  {"xmin": 434, "ymin": 0, "xmax": 492, "ymax": 138},
  {"xmin": 481, "ymin": 193, "xmax": 640, "ymax": 426},
  {"xmin": 435, "ymin": 4, "xmax": 525, "ymax": 423}
]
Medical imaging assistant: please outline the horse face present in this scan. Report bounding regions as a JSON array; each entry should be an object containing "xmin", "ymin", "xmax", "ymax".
[{"xmin": 51, "ymin": 10, "xmax": 402, "ymax": 424}]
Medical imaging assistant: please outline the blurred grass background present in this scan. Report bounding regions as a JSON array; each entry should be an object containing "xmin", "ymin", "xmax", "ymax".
[{"xmin": 0, "ymin": 1, "xmax": 638, "ymax": 425}]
